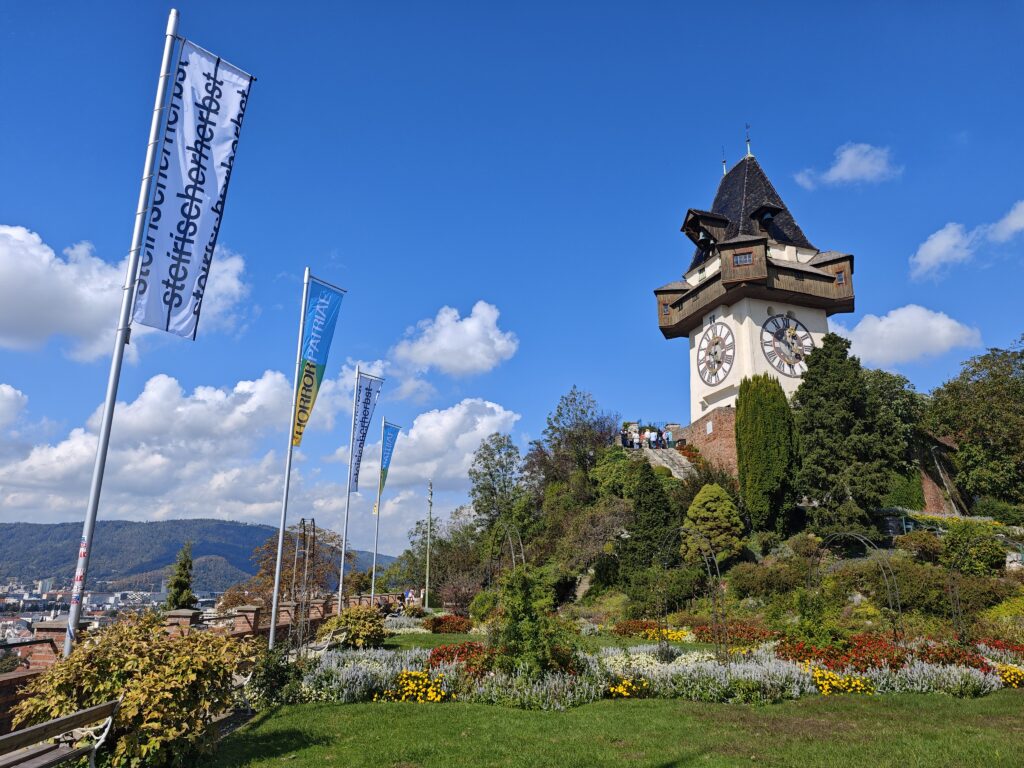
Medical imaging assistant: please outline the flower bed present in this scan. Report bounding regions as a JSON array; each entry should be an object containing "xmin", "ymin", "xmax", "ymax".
[
  {"xmin": 424, "ymin": 614, "xmax": 473, "ymax": 634},
  {"xmin": 375, "ymin": 670, "xmax": 453, "ymax": 703},
  {"xmin": 428, "ymin": 642, "xmax": 492, "ymax": 676},
  {"xmin": 612, "ymin": 620, "xmax": 660, "ymax": 637},
  {"xmin": 641, "ymin": 627, "xmax": 694, "ymax": 643},
  {"xmin": 692, "ymin": 622, "xmax": 777, "ymax": 646},
  {"xmin": 296, "ymin": 634, "xmax": 1022, "ymax": 712}
]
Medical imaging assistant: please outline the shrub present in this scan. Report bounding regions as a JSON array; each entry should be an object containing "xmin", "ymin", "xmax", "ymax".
[
  {"xmin": 245, "ymin": 644, "xmax": 308, "ymax": 710},
  {"xmin": 469, "ymin": 588, "xmax": 500, "ymax": 623},
  {"xmin": 729, "ymin": 561, "xmax": 805, "ymax": 599},
  {"xmin": 490, "ymin": 565, "xmax": 580, "ymax": 675},
  {"xmin": 827, "ymin": 557, "xmax": 1014, "ymax": 619},
  {"xmin": 424, "ymin": 614, "xmax": 473, "ymax": 634},
  {"xmin": 940, "ymin": 521, "xmax": 1008, "ymax": 576},
  {"xmin": 624, "ymin": 565, "xmax": 704, "ymax": 619},
  {"xmin": 894, "ymin": 530, "xmax": 944, "ymax": 563},
  {"xmin": 786, "ymin": 532, "xmax": 822, "ymax": 559},
  {"xmin": 681, "ymin": 484, "xmax": 745, "ymax": 564},
  {"xmin": 0, "ymin": 651, "xmax": 23, "ymax": 674},
  {"xmin": 973, "ymin": 497, "xmax": 1024, "ymax": 526},
  {"xmin": 318, "ymin": 606, "xmax": 386, "ymax": 648},
  {"xmin": 13, "ymin": 613, "xmax": 254, "ymax": 767},
  {"xmin": 403, "ymin": 602, "xmax": 426, "ymax": 618}
]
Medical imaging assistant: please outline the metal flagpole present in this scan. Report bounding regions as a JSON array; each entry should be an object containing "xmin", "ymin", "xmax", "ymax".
[
  {"xmin": 269, "ymin": 267, "xmax": 311, "ymax": 649},
  {"xmin": 424, "ymin": 480, "xmax": 433, "ymax": 611},
  {"xmin": 337, "ymin": 365, "xmax": 361, "ymax": 614},
  {"xmin": 369, "ymin": 417, "xmax": 385, "ymax": 601},
  {"xmin": 63, "ymin": 8, "xmax": 180, "ymax": 658}
]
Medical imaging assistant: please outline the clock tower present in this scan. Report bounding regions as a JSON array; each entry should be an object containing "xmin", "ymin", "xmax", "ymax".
[{"xmin": 654, "ymin": 150, "xmax": 854, "ymax": 464}]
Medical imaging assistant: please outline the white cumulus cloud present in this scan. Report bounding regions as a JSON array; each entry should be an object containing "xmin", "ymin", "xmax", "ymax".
[
  {"xmin": 909, "ymin": 223, "xmax": 977, "ymax": 280},
  {"xmin": 795, "ymin": 143, "xmax": 902, "ymax": 190},
  {"xmin": 392, "ymin": 301, "xmax": 518, "ymax": 376},
  {"xmin": 908, "ymin": 199, "xmax": 1024, "ymax": 280},
  {"xmin": 829, "ymin": 304, "xmax": 981, "ymax": 367},
  {"xmin": 0, "ymin": 384, "xmax": 28, "ymax": 429},
  {"xmin": 988, "ymin": 200, "xmax": 1024, "ymax": 243},
  {"xmin": 0, "ymin": 225, "xmax": 252, "ymax": 361}
]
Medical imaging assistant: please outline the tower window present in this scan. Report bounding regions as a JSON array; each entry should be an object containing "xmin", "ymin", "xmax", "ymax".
[
  {"xmin": 698, "ymin": 266, "xmax": 706, "ymax": 282},
  {"xmin": 662, "ymin": 302, "xmax": 669, "ymax": 316},
  {"xmin": 733, "ymin": 252, "xmax": 753, "ymax": 266},
  {"xmin": 836, "ymin": 270, "xmax": 846, "ymax": 285}
]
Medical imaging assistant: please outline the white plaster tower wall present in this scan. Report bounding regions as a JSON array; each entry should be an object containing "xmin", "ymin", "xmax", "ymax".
[{"xmin": 688, "ymin": 296, "xmax": 828, "ymax": 418}]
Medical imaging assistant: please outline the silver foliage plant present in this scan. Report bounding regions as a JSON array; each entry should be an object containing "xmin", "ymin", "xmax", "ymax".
[
  {"xmin": 298, "ymin": 644, "xmax": 1007, "ymax": 709},
  {"xmin": 860, "ymin": 661, "xmax": 1002, "ymax": 698}
]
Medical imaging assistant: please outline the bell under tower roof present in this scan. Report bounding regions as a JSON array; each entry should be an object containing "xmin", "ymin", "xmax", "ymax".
[{"xmin": 686, "ymin": 155, "xmax": 814, "ymax": 271}]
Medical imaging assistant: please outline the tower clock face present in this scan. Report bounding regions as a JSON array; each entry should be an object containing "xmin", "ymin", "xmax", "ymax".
[
  {"xmin": 761, "ymin": 314, "xmax": 814, "ymax": 377},
  {"xmin": 697, "ymin": 321, "xmax": 735, "ymax": 386}
]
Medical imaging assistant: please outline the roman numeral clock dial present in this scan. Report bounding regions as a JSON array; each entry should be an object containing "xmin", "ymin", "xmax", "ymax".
[
  {"xmin": 761, "ymin": 314, "xmax": 814, "ymax": 377},
  {"xmin": 697, "ymin": 321, "xmax": 735, "ymax": 386}
]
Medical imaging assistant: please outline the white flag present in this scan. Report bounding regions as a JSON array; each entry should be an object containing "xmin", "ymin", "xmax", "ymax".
[
  {"xmin": 132, "ymin": 40, "xmax": 253, "ymax": 339},
  {"xmin": 349, "ymin": 373, "xmax": 384, "ymax": 491}
]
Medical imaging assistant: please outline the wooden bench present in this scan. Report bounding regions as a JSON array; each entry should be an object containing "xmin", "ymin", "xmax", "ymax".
[{"xmin": 0, "ymin": 701, "xmax": 118, "ymax": 768}]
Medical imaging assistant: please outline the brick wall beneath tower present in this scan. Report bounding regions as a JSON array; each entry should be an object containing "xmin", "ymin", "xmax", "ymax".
[{"xmin": 679, "ymin": 405, "xmax": 737, "ymax": 475}]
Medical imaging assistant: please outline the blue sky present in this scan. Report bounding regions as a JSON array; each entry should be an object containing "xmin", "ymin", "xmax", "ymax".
[{"xmin": 1, "ymin": 2, "xmax": 1022, "ymax": 556}]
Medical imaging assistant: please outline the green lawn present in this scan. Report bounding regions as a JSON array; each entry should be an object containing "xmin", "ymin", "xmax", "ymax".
[{"xmin": 204, "ymin": 691, "xmax": 1024, "ymax": 768}]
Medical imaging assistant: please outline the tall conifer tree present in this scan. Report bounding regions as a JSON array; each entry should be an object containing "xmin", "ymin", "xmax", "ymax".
[
  {"xmin": 618, "ymin": 460, "xmax": 676, "ymax": 576},
  {"xmin": 792, "ymin": 333, "xmax": 888, "ymax": 531},
  {"xmin": 736, "ymin": 374, "xmax": 797, "ymax": 532},
  {"xmin": 164, "ymin": 541, "xmax": 197, "ymax": 611}
]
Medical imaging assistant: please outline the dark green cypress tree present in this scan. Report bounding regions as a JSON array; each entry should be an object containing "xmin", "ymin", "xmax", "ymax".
[
  {"xmin": 164, "ymin": 541, "xmax": 197, "ymax": 611},
  {"xmin": 736, "ymin": 374, "xmax": 797, "ymax": 532},
  {"xmin": 617, "ymin": 460, "xmax": 677, "ymax": 577},
  {"xmin": 792, "ymin": 333, "xmax": 888, "ymax": 532}
]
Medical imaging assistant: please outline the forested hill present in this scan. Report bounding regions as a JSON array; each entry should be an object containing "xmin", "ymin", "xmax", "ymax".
[{"xmin": 0, "ymin": 519, "xmax": 393, "ymax": 592}]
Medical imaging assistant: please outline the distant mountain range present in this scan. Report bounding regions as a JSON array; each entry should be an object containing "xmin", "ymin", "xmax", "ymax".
[{"xmin": 0, "ymin": 519, "xmax": 395, "ymax": 592}]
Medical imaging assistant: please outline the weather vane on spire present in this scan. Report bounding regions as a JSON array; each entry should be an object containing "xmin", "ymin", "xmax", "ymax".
[
  {"xmin": 745, "ymin": 123, "xmax": 753, "ymax": 157},
  {"xmin": 721, "ymin": 146, "xmax": 727, "ymax": 176}
]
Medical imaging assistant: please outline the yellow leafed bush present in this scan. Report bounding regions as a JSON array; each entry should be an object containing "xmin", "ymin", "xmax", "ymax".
[{"xmin": 13, "ymin": 612, "xmax": 256, "ymax": 767}]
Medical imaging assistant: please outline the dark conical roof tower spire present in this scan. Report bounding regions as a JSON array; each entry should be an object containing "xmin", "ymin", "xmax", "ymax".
[{"xmin": 685, "ymin": 155, "xmax": 814, "ymax": 271}]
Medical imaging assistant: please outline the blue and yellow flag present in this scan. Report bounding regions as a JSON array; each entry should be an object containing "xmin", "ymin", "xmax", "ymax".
[
  {"xmin": 291, "ymin": 277, "xmax": 345, "ymax": 446},
  {"xmin": 379, "ymin": 422, "xmax": 401, "ymax": 491}
]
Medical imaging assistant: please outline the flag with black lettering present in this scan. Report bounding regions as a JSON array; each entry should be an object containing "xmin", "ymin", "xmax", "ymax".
[
  {"xmin": 132, "ymin": 40, "xmax": 253, "ymax": 338},
  {"xmin": 291, "ymin": 277, "xmax": 345, "ymax": 446},
  {"xmin": 349, "ymin": 373, "xmax": 384, "ymax": 491}
]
